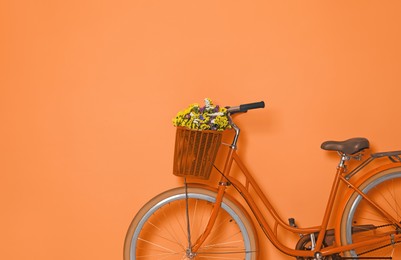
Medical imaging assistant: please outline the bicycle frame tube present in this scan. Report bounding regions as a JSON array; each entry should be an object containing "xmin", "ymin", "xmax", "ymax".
[
  {"xmin": 339, "ymin": 174, "xmax": 401, "ymax": 229},
  {"xmin": 192, "ymin": 144, "xmax": 401, "ymax": 258},
  {"xmin": 225, "ymin": 149, "xmax": 336, "ymax": 257}
]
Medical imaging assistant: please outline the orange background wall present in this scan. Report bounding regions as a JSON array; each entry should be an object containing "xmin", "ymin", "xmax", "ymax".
[{"xmin": 1, "ymin": 1, "xmax": 401, "ymax": 259}]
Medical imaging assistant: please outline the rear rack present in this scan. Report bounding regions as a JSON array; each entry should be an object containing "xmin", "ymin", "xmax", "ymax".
[
  {"xmin": 345, "ymin": 150, "xmax": 401, "ymax": 180},
  {"xmin": 371, "ymin": 150, "xmax": 401, "ymax": 163}
]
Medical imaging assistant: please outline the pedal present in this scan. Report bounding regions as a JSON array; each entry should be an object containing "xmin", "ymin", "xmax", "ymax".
[
  {"xmin": 289, "ymin": 218, "xmax": 297, "ymax": 228},
  {"xmin": 289, "ymin": 218, "xmax": 304, "ymax": 238}
]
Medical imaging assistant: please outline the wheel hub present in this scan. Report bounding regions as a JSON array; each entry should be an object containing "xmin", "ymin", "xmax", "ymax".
[{"xmin": 186, "ymin": 248, "xmax": 197, "ymax": 259}]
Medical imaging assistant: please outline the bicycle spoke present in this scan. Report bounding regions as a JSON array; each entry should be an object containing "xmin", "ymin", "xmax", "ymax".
[
  {"xmin": 341, "ymin": 170, "xmax": 401, "ymax": 259},
  {"xmin": 374, "ymin": 180, "xmax": 401, "ymax": 221},
  {"xmin": 125, "ymin": 187, "xmax": 256, "ymax": 260},
  {"xmin": 200, "ymin": 240, "xmax": 246, "ymax": 251},
  {"xmin": 204, "ymin": 217, "xmax": 242, "ymax": 244},
  {"xmin": 197, "ymin": 254, "xmax": 249, "ymax": 259},
  {"xmin": 139, "ymin": 201, "xmax": 246, "ymax": 258},
  {"xmin": 159, "ymin": 206, "xmax": 187, "ymax": 249},
  {"xmin": 141, "ymin": 221, "xmax": 185, "ymax": 249}
]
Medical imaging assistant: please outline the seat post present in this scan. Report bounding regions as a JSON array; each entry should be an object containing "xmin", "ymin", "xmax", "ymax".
[{"xmin": 338, "ymin": 152, "xmax": 350, "ymax": 169}]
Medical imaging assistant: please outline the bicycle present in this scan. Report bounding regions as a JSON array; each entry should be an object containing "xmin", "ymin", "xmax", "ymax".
[{"xmin": 124, "ymin": 101, "xmax": 401, "ymax": 259}]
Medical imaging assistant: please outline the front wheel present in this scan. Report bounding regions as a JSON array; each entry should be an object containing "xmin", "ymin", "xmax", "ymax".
[
  {"xmin": 340, "ymin": 167, "xmax": 401, "ymax": 258},
  {"xmin": 123, "ymin": 185, "xmax": 258, "ymax": 260}
]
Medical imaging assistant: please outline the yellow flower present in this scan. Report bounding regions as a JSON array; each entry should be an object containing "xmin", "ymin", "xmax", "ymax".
[{"xmin": 172, "ymin": 98, "xmax": 231, "ymax": 131}]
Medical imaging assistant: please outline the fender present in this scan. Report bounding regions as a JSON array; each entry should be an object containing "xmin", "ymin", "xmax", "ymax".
[{"xmin": 334, "ymin": 162, "xmax": 401, "ymax": 246}]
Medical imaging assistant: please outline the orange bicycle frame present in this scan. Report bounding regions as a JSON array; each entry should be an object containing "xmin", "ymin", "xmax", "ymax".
[{"xmin": 190, "ymin": 120, "xmax": 401, "ymax": 258}]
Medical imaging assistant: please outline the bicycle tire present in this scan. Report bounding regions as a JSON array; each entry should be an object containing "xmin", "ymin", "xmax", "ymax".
[
  {"xmin": 340, "ymin": 167, "xmax": 401, "ymax": 258},
  {"xmin": 123, "ymin": 185, "xmax": 258, "ymax": 260}
]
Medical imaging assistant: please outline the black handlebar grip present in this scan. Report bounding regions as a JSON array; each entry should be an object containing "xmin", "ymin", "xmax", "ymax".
[{"xmin": 239, "ymin": 101, "xmax": 265, "ymax": 112}]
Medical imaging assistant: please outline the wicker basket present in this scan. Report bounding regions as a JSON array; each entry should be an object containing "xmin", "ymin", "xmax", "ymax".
[{"xmin": 173, "ymin": 127, "xmax": 222, "ymax": 179}]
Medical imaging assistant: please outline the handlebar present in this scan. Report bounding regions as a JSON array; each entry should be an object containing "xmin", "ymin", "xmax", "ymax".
[
  {"xmin": 227, "ymin": 101, "xmax": 265, "ymax": 114},
  {"xmin": 225, "ymin": 101, "xmax": 265, "ymax": 148}
]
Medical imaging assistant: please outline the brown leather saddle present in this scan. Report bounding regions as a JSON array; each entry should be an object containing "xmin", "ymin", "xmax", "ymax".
[{"xmin": 321, "ymin": 138, "xmax": 369, "ymax": 155}]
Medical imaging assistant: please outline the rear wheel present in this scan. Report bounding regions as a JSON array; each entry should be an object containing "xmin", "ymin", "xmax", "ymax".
[
  {"xmin": 340, "ymin": 167, "xmax": 401, "ymax": 258},
  {"xmin": 124, "ymin": 186, "xmax": 258, "ymax": 259}
]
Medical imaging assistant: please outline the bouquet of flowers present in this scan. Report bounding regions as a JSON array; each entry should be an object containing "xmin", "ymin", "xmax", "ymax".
[{"xmin": 172, "ymin": 98, "xmax": 231, "ymax": 131}]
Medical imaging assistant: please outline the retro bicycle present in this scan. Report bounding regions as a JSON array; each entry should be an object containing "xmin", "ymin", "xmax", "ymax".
[{"xmin": 124, "ymin": 101, "xmax": 401, "ymax": 259}]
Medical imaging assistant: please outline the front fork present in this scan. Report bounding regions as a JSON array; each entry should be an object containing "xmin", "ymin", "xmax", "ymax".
[{"xmin": 187, "ymin": 182, "xmax": 228, "ymax": 255}]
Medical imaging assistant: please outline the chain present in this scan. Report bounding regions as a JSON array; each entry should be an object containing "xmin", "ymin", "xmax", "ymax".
[
  {"xmin": 357, "ymin": 242, "xmax": 399, "ymax": 258},
  {"xmin": 357, "ymin": 223, "xmax": 399, "ymax": 258}
]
